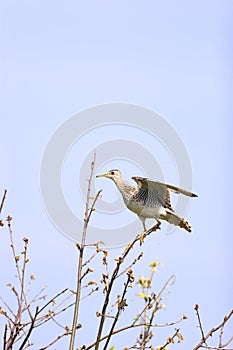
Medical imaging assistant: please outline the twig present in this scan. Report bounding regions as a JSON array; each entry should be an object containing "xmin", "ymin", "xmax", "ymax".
[
  {"xmin": 1, "ymin": 209, "xmax": 75, "ymax": 349},
  {"xmin": 69, "ymin": 152, "xmax": 101, "ymax": 350},
  {"xmin": 158, "ymin": 328, "xmax": 180, "ymax": 350},
  {"xmin": 219, "ymin": 320, "xmax": 225, "ymax": 348},
  {"xmin": 194, "ymin": 304, "xmax": 206, "ymax": 346},
  {"xmin": 0, "ymin": 189, "xmax": 7, "ymax": 214},
  {"xmin": 37, "ymin": 288, "xmax": 68, "ymax": 316},
  {"xmin": 94, "ymin": 221, "xmax": 161, "ymax": 350},
  {"xmin": 193, "ymin": 309, "xmax": 233, "ymax": 350},
  {"xmin": 86, "ymin": 317, "xmax": 185, "ymax": 350},
  {"xmin": 87, "ymin": 188, "xmax": 102, "ymax": 223},
  {"xmin": 82, "ymin": 251, "xmax": 99, "ymax": 268},
  {"xmin": 20, "ymin": 239, "xmax": 33, "ymax": 321},
  {"xmin": 81, "ymin": 287, "xmax": 99, "ymax": 301},
  {"xmin": 3, "ymin": 324, "xmax": 7, "ymax": 350},
  {"xmin": 28, "ymin": 286, "xmax": 47, "ymax": 307},
  {"xmin": 7, "ymin": 217, "xmax": 22, "ymax": 291},
  {"xmin": 116, "ymin": 252, "xmax": 143, "ymax": 279},
  {"xmin": 6, "ymin": 217, "xmax": 25, "ymax": 347},
  {"xmin": 34, "ymin": 300, "xmax": 74, "ymax": 329},
  {"xmin": 141, "ymin": 267, "xmax": 157, "ymax": 348},
  {"xmin": 103, "ymin": 272, "xmax": 132, "ymax": 350},
  {"xmin": 137, "ymin": 274, "xmax": 175, "ymax": 349},
  {"xmin": 0, "ymin": 295, "xmax": 16, "ymax": 319},
  {"xmin": 39, "ymin": 330, "xmax": 71, "ymax": 350},
  {"xmin": 50, "ymin": 314, "xmax": 67, "ymax": 329},
  {"xmin": 222, "ymin": 336, "xmax": 233, "ymax": 348},
  {"xmin": 196, "ymin": 346, "xmax": 233, "ymax": 350},
  {"xmin": 19, "ymin": 306, "xmax": 39, "ymax": 350}
]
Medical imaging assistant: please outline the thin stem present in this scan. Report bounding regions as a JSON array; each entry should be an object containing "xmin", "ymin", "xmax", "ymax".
[
  {"xmin": 86, "ymin": 317, "xmax": 184, "ymax": 350},
  {"xmin": 69, "ymin": 153, "xmax": 100, "ymax": 350},
  {"xmin": 3, "ymin": 324, "xmax": 7, "ymax": 350},
  {"xmin": 39, "ymin": 330, "xmax": 71, "ymax": 350},
  {"xmin": 159, "ymin": 328, "xmax": 180, "ymax": 350},
  {"xmin": 0, "ymin": 189, "xmax": 7, "ymax": 214},
  {"xmin": 94, "ymin": 221, "xmax": 161, "ymax": 350},
  {"xmin": 222, "ymin": 335, "xmax": 233, "ymax": 348},
  {"xmin": 19, "ymin": 306, "xmax": 39, "ymax": 350},
  {"xmin": 20, "ymin": 240, "xmax": 33, "ymax": 321},
  {"xmin": 6, "ymin": 218, "xmax": 24, "ymax": 347},
  {"xmin": 37, "ymin": 288, "xmax": 68, "ymax": 316},
  {"xmin": 103, "ymin": 273, "xmax": 131, "ymax": 350},
  {"xmin": 193, "ymin": 309, "xmax": 233, "ymax": 350},
  {"xmin": 194, "ymin": 304, "xmax": 206, "ymax": 345}
]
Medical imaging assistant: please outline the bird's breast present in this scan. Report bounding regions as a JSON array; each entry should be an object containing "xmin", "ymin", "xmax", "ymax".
[{"xmin": 126, "ymin": 199, "xmax": 166, "ymax": 218}]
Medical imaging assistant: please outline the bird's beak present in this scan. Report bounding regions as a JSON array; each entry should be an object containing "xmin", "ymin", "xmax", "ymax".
[{"xmin": 96, "ymin": 173, "xmax": 109, "ymax": 178}]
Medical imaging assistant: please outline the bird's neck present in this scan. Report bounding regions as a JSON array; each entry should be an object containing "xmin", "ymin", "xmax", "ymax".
[{"xmin": 113, "ymin": 179, "xmax": 135, "ymax": 202}]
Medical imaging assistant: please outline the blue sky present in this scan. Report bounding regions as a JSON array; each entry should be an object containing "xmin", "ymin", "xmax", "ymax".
[{"xmin": 1, "ymin": 1, "xmax": 232, "ymax": 349}]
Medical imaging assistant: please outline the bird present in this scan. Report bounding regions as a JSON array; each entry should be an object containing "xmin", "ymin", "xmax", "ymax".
[{"xmin": 96, "ymin": 169, "xmax": 197, "ymax": 233}]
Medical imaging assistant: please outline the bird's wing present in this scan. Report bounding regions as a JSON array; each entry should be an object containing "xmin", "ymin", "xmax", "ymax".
[
  {"xmin": 132, "ymin": 177, "xmax": 174, "ymax": 211},
  {"xmin": 132, "ymin": 177, "xmax": 197, "ymax": 198},
  {"xmin": 164, "ymin": 183, "xmax": 198, "ymax": 198}
]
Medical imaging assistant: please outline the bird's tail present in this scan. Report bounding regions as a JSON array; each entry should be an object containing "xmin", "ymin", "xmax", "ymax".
[{"xmin": 160, "ymin": 211, "xmax": 192, "ymax": 233}]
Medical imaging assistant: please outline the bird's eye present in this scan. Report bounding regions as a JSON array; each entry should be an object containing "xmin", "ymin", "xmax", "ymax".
[{"xmin": 110, "ymin": 171, "xmax": 115, "ymax": 175}]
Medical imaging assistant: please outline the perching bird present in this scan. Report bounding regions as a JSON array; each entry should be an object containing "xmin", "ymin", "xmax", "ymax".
[{"xmin": 96, "ymin": 169, "xmax": 197, "ymax": 233}]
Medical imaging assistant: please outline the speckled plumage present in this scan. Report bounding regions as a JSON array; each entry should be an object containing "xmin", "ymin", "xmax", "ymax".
[{"xmin": 96, "ymin": 169, "xmax": 197, "ymax": 233}]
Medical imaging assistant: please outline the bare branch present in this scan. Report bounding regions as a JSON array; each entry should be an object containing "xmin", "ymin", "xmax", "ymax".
[
  {"xmin": 0, "ymin": 295, "xmax": 16, "ymax": 319},
  {"xmin": 158, "ymin": 328, "xmax": 181, "ymax": 350},
  {"xmin": 194, "ymin": 304, "xmax": 206, "ymax": 346},
  {"xmin": 103, "ymin": 271, "xmax": 132, "ymax": 350},
  {"xmin": 39, "ymin": 330, "xmax": 71, "ymax": 350},
  {"xmin": 196, "ymin": 346, "xmax": 233, "ymax": 350},
  {"xmin": 193, "ymin": 308, "xmax": 233, "ymax": 350},
  {"xmin": 0, "ymin": 189, "xmax": 7, "ymax": 215},
  {"xmin": 20, "ymin": 238, "xmax": 33, "ymax": 321},
  {"xmin": 86, "ymin": 317, "xmax": 185, "ymax": 350},
  {"xmin": 37, "ymin": 288, "xmax": 68, "ymax": 316},
  {"xmin": 19, "ymin": 306, "xmax": 39, "ymax": 350},
  {"xmin": 3, "ymin": 324, "xmax": 7, "ymax": 350},
  {"xmin": 69, "ymin": 152, "xmax": 101, "ymax": 350},
  {"xmin": 116, "ymin": 252, "xmax": 143, "ymax": 279},
  {"xmin": 94, "ymin": 221, "xmax": 161, "ymax": 350},
  {"xmin": 222, "ymin": 336, "xmax": 233, "ymax": 348}
]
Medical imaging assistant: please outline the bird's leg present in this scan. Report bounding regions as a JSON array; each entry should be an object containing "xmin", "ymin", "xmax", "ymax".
[
  {"xmin": 146, "ymin": 219, "xmax": 162, "ymax": 234},
  {"xmin": 138, "ymin": 216, "xmax": 147, "ymax": 245},
  {"xmin": 151, "ymin": 219, "xmax": 161, "ymax": 231}
]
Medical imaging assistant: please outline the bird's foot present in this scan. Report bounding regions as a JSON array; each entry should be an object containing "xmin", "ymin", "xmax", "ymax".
[
  {"xmin": 139, "ymin": 221, "xmax": 161, "ymax": 245},
  {"xmin": 139, "ymin": 231, "xmax": 147, "ymax": 246}
]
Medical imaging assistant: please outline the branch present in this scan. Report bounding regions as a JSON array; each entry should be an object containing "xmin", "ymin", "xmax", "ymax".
[
  {"xmin": 94, "ymin": 221, "xmax": 161, "ymax": 350},
  {"xmin": 222, "ymin": 336, "xmax": 233, "ymax": 348},
  {"xmin": 116, "ymin": 252, "xmax": 143, "ymax": 279},
  {"xmin": 3, "ymin": 324, "xmax": 7, "ymax": 350},
  {"xmin": 86, "ymin": 316, "xmax": 185, "ymax": 350},
  {"xmin": 158, "ymin": 328, "xmax": 181, "ymax": 350},
  {"xmin": 193, "ymin": 308, "xmax": 233, "ymax": 350},
  {"xmin": 20, "ymin": 238, "xmax": 33, "ymax": 321},
  {"xmin": 69, "ymin": 152, "xmax": 101, "ymax": 350},
  {"xmin": 0, "ymin": 295, "xmax": 16, "ymax": 320},
  {"xmin": 194, "ymin": 304, "xmax": 206, "ymax": 346},
  {"xmin": 0, "ymin": 189, "xmax": 7, "ymax": 215},
  {"xmin": 1, "ymin": 199, "xmax": 75, "ymax": 350},
  {"xmin": 197, "ymin": 346, "xmax": 233, "ymax": 350},
  {"xmin": 103, "ymin": 271, "xmax": 132, "ymax": 350},
  {"xmin": 18, "ymin": 306, "xmax": 39, "ymax": 350},
  {"xmin": 39, "ymin": 330, "xmax": 71, "ymax": 350},
  {"xmin": 37, "ymin": 288, "xmax": 68, "ymax": 316}
]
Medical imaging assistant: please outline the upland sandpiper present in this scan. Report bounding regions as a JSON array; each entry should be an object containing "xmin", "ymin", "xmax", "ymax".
[{"xmin": 96, "ymin": 169, "xmax": 197, "ymax": 233}]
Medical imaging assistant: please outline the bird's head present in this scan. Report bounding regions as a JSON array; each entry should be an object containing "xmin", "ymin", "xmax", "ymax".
[{"xmin": 96, "ymin": 169, "xmax": 122, "ymax": 183}]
